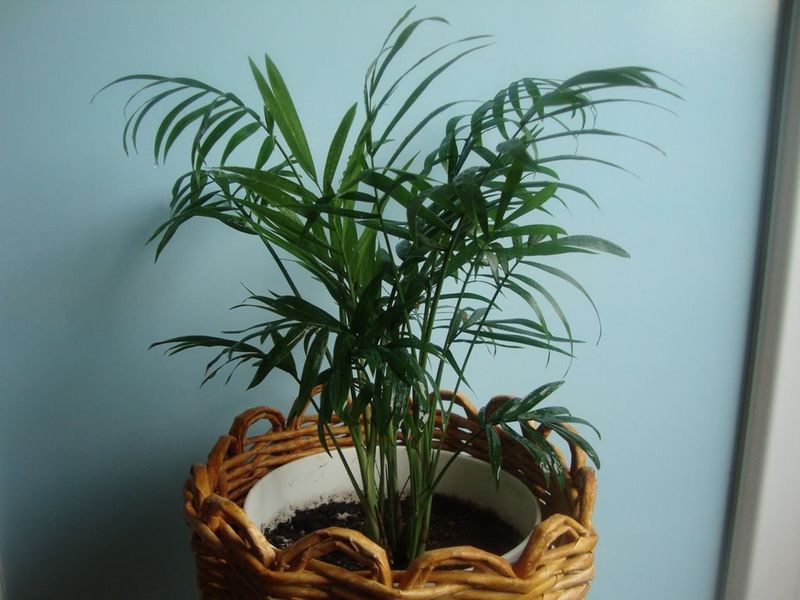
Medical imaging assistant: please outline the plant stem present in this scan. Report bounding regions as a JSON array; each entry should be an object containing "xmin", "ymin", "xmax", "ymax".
[
  {"xmin": 351, "ymin": 424, "xmax": 381, "ymax": 543},
  {"xmin": 451, "ymin": 261, "xmax": 519, "ymax": 398},
  {"xmin": 259, "ymin": 236, "xmax": 301, "ymax": 297}
]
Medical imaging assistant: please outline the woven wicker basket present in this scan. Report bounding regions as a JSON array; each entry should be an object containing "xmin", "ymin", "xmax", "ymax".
[{"xmin": 184, "ymin": 391, "xmax": 598, "ymax": 599}]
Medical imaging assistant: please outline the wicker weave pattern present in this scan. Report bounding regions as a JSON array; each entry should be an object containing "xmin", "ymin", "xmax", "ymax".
[{"xmin": 184, "ymin": 392, "xmax": 598, "ymax": 599}]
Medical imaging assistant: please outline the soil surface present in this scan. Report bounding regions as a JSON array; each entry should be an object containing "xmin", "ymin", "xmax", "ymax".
[{"xmin": 264, "ymin": 494, "xmax": 523, "ymax": 570}]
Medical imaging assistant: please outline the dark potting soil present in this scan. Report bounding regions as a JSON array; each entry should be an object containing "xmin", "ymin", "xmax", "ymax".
[{"xmin": 264, "ymin": 494, "xmax": 524, "ymax": 570}]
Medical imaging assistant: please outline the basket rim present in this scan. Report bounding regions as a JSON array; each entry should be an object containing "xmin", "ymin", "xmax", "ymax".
[{"xmin": 184, "ymin": 395, "xmax": 598, "ymax": 598}]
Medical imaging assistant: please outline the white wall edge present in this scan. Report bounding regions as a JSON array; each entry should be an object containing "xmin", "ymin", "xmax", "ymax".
[{"xmin": 724, "ymin": 3, "xmax": 800, "ymax": 599}]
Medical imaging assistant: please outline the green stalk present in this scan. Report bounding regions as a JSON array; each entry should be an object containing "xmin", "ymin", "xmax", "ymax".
[
  {"xmin": 451, "ymin": 260, "xmax": 520, "ymax": 398},
  {"xmin": 387, "ymin": 216, "xmax": 465, "ymax": 562},
  {"xmin": 366, "ymin": 438, "xmax": 380, "ymax": 542},
  {"xmin": 427, "ymin": 257, "xmax": 481, "ymax": 472},
  {"xmin": 380, "ymin": 412, "xmax": 400, "ymax": 560},
  {"xmin": 413, "ymin": 491, "xmax": 433, "ymax": 558},
  {"xmin": 351, "ymin": 424, "xmax": 381, "ymax": 543},
  {"xmin": 426, "ymin": 261, "xmax": 521, "ymax": 495},
  {"xmin": 364, "ymin": 124, "xmax": 418, "ymax": 366},
  {"xmin": 428, "ymin": 428, "xmax": 484, "ymax": 492},
  {"xmin": 307, "ymin": 397, "xmax": 370, "ymax": 510},
  {"xmin": 258, "ymin": 235, "xmax": 301, "ymax": 297},
  {"xmin": 432, "ymin": 256, "xmax": 482, "ymax": 392},
  {"xmin": 401, "ymin": 443, "xmax": 424, "ymax": 563}
]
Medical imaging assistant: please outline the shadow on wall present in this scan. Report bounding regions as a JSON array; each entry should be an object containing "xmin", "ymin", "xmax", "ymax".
[
  {"xmin": 22, "ymin": 472, "xmax": 196, "ymax": 599},
  {"xmin": 1, "ymin": 551, "xmax": 6, "ymax": 600},
  {"xmin": 0, "ymin": 200, "xmax": 270, "ymax": 599}
]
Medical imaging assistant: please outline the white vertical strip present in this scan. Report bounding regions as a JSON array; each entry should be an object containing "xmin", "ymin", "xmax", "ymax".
[
  {"xmin": 743, "ymin": 161, "xmax": 800, "ymax": 600},
  {"xmin": 746, "ymin": 186, "xmax": 800, "ymax": 599},
  {"xmin": 744, "ymin": 167, "xmax": 800, "ymax": 598},
  {"xmin": 726, "ymin": 4, "xmax": 800, "ymax": 599}
]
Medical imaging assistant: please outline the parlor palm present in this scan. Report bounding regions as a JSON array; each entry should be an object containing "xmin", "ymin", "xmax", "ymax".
[{"xmin": 99, "ymin": 9, "xmax": 673, "ymax": 564}]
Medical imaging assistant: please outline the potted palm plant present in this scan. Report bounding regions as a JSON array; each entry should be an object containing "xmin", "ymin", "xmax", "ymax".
[{"xmin": 100, "ymin": 9, "xmax": 671, "ymax": 598}]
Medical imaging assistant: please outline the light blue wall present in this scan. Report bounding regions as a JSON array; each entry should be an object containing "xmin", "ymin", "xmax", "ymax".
[{"xmin": 0, "ymin": 1, "xmax": 780, "ymax": 598}]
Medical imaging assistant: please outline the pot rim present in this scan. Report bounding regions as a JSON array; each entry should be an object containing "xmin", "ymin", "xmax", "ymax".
[{"xmin": 244, "ymin": 445, "xmax": 541, "ymax": 563}]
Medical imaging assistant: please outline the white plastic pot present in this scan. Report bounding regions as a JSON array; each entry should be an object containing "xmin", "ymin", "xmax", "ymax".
[{"xmin": 244, "ymin": 446, "xmax": 541, "ymax": 563}]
